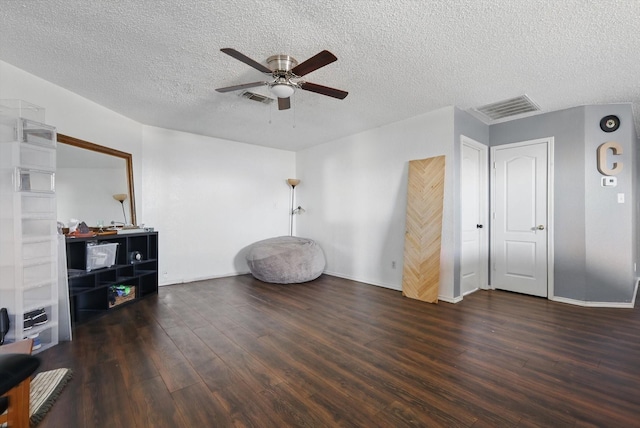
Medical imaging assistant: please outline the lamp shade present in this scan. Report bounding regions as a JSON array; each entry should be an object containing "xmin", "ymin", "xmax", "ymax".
[
  {"xmin": 287, "ymin": 178, "xmax": 300, "ymax": 187},
  {"xmin": 270, "ymin": 84, "xmax": 295, "ymax": 98},
  {"xmin": 113, "ymin": 193, "xmax": 128, "ymax": 202}
]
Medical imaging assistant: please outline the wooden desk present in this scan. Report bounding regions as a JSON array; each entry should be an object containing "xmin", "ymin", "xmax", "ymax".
[
  {"xmin": 0, "ymin": 339, "xmax": 33, "ymax": 355},
  {"xmin": 0, "ymin": 339, "xmax": 34, "ymax": 427}
]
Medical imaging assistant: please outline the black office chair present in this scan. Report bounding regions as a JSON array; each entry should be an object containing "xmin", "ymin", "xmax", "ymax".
[{"xmin": 0, "ymin": 353, "xmax": 41, "ymax": 427}]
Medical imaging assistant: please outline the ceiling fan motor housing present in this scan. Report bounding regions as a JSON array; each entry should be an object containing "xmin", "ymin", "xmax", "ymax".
[{"xmin": 267, "ymin": 55, "xmax": 298, "ymax": 73}]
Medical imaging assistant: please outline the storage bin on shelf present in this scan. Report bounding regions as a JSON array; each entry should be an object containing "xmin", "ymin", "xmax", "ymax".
[
  {"xmin": 108, "ymin": 285, "xmax": 136, "ymax": 307},
  {"xmin": 86, "ymin": 242, "xmax": 118, "ymax": 271}
]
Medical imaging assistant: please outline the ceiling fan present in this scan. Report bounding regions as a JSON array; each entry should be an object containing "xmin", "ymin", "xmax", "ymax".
[{"xmin": 215, "ymin": 48, "xmax": 348, "ymax": 110}]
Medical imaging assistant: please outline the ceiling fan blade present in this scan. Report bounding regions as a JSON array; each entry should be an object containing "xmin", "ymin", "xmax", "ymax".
[
  {"xmin": 278, "ymin": 97, "xmax": 291, "ymax": 110},
  {"xmin": 220, "ymin": 48, "xmax": 272, "ymax": 74},
  {"xmin": 298, "ymin": 82, "xmax": 348, "ymax": 99},
  {"xmin": 291, "ymin": 50, "xmax": 337, "ymax": 77},
  {"xmin": 215, "ymin": 81, "xmax": 267, "ymax": 93}
]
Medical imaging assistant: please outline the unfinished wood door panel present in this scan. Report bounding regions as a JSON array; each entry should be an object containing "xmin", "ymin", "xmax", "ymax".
[{"xmin": 402, "ymin": 155, "xmax": 445, "ymax": 303}]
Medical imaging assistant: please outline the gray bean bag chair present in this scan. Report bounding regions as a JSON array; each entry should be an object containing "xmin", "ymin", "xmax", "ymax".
[{"xmin": 246, "ymin": 236, "xmax": 326, "ymax": 284}]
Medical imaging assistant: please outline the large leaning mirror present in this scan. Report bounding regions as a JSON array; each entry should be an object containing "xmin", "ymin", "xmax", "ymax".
[{"xmin": 56, "ymin": 134, "xmax": 136, "ymax": 227}]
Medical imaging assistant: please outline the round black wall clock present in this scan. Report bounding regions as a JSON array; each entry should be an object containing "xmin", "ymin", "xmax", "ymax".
[{"xmin": 600, "ymin": 115, "xmax": 620, "ymax": 132}]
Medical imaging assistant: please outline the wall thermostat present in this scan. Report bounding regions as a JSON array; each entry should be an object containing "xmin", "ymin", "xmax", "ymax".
[{"xmin": 601, "ymin": 176, "xmax": 617, "ymax": 187}]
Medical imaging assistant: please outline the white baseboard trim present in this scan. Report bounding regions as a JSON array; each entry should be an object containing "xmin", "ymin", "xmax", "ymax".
[
  {"xmin": 159, "ymin": 271, "xmax": 467, "ymax": 305},
  {"xmin": 322, "ymin": 271, "xmax": 401, "ymax": 291},
  {"xmin": 489, "ymin": 282, "xmax": 636, "ymax": 308},
  {"xmin": 159, "ymin": 270, "xmax": 250, "ymax": 286},
  {"xmin": 439, "ymin": 295, "xmax": 463, "ymax": 304},
  {"xmin": 322, "ymin": 271, "xmax": 461, "ymax": 303},
  {"xmin": 550, "ymin": 295, "xmax": 635, "ymax": 308}
]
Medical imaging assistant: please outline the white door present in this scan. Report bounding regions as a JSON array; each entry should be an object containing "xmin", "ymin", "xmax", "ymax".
[
  {"xmin": 461, "ymin": 137, "xmax": 488, "ymax": 295},
  {"xmin": 492, "ymin": 139, "xmax": 550, "ymax": 297}
]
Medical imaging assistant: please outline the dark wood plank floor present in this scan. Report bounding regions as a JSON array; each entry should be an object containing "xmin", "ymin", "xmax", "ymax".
[{"xmin": 35, "ymin": 274, "xmax": 640, "ymax": 427}]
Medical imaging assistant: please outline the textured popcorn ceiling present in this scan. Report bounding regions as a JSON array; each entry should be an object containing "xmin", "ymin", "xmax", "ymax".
[{"xmin": 1, "ymin": 0, "xmax": 639, "ymax": 151}]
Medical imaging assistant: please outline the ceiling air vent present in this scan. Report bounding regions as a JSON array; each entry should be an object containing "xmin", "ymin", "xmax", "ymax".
[
  {"xmin": 475, "ymin": 95, "xmax": 540, "ymax": 121},
  {"xmin": 240, "ymin": 91, "xmax": 274, "ymax": 104}
]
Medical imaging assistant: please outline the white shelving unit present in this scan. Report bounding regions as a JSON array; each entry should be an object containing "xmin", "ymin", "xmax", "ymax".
[{"xmin": 0, "ymin": 101, "xmax": 59, "ymax": 353}]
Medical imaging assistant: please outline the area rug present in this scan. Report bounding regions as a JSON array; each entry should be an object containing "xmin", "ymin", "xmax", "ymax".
[
  {"xmin": 29, "ymin": 368, "xmax": 73, "ymax": 427},
  {"xmin": 1, "ymin": 368, "xmax": 73, "ymax": 428}
]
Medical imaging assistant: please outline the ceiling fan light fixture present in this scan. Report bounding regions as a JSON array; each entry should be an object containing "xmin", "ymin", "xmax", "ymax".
[{"xmin": 270, "ymin": 83, "xmax": 295, "ymax": 98}]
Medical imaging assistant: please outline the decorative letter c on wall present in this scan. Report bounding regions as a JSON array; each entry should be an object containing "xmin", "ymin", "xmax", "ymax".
[{"xmin": 597, "ymin": 141, "xmax": 623, "ymax": 176}]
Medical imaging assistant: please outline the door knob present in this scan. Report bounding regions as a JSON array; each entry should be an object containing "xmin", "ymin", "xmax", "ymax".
[
  {"xmin": 537, "ymin": 225, "xmax": 545, "ymax": 230},
  {"xmin": 476, "ymin": 224, "xmax": 483, "ymax": 229}
]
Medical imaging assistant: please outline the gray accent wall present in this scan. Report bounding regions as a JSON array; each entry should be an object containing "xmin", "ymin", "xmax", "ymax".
[
  {"xmin": 583, "ymin": 105, "xmax": 635, "ymax": 302},
  {"xmin": 635, "ymin": 111, "xmax": 640, "ymax": 290},
  {"xmin": 490, "ymin": 104, "xmax": 636, "ymax": 303}
]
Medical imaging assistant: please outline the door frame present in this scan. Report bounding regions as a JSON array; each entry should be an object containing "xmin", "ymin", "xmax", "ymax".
[
  {"xmin": 489, "ymin": 137, "xmax": 555, "ymax": 299},
  {"xmin": 460, "ymin": 136, "xmax": 489, "ymax": 295}
]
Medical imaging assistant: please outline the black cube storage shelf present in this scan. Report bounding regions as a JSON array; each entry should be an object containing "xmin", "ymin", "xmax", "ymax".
[{"xmin": 65, "ymin": 231, "xmax": 158, "ymax": 325}]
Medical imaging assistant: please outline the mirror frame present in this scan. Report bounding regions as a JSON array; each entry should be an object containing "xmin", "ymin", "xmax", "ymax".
[{"xmin": 57, "ymin": 133, "xmax": 137, "ymax": 226}]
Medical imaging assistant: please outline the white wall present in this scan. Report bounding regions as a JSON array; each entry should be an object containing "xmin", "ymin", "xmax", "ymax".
[
  {"xmin": 141, "ymin": 126, "xmax": 295, "ymax": 285},
  {"xmin": 1, "ymin": 60, "xmax": 296, "ymax": 286},
  {"xmin": 296, "ymin": 106, "xmax": 457, "ymax": 300},
  {"xmin": 0, "ymin": 61, "xmax": 144, "ymax": 207}
]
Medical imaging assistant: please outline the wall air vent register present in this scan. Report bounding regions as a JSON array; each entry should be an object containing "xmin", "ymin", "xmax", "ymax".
[{"xmin": 240, "ymin": 91, "xmax": 274, "ymax": 105}]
